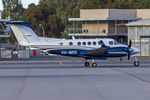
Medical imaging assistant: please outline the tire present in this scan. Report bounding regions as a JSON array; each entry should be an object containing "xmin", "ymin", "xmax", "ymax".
[
  {"xmin": 134, "ymin": 61, "xmax": 140, "ymax": 67},
  {"xmin": 85, "ymin": 62, "xmax": 90, "ymax": 67},
  {"xmin": 92, "ymin": 62, "xmax": 97, "ymax": 67}
]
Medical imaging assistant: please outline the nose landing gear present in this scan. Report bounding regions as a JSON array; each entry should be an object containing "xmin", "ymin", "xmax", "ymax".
[
  {"xmin": 92, "ymin": 62, "xmax": 97, "ymax": 67},
  {"xmin": 134, "ymin": 57, "xmax": 140, "ymax": 67},
  {"xmin": 134, "ymin": 61, "xmax": 140, "ymax": 66},
  {"xmin": 92, "ymin": 59, "xmax": 97, "ymax": 67}
]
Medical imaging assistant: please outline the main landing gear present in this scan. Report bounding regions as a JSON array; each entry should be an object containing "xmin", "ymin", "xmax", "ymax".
[{"xmin": 84, "ymin": 59, "xmax": 97, "ymax": 67}]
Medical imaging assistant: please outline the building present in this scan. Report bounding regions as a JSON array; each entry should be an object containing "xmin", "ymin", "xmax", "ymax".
[
  {"xmin": 127, "ymin": 18, "xmax": 150, "ymax": 56},
  {"xmin": 0, "ymin": 11, "xmax": 11, "ymax": 38},
  {"xmin": 68, "ymin": 9, "xmax": 150, "ymax": 43},
  {"xmin": 0, "ymin": 10, "xmax": 2, "ymax": 19}
]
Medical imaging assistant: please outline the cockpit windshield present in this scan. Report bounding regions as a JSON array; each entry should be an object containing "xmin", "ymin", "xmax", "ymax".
[{"xmin": 114, "ymin": 40, "xmax": 119, "ymax": 45}]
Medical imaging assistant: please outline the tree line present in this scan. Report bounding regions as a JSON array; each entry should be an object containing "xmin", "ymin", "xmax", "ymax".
[{"xmin": 2, "ymin": 0, "xmax": 150, "ymax": 43}]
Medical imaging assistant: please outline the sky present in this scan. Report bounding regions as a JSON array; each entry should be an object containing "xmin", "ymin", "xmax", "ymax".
[{"xmin": 0, "ymin": 0, "xmax": 39, "ymax": 11}]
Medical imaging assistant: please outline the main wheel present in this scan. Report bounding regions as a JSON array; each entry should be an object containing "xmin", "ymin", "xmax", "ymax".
[
  {"xmin": 134, "ymin": 61, "xmax": 140, "ymax": 67},
  {"xmin": 85, "ymin": 62, "xmax": 90, "ymax": 67},
  {"xmin": 92, "ymin": 62, "xmax": 97, "ymax": 67}
]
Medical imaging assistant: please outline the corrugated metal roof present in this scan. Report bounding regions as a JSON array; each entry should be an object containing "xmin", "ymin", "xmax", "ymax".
[
  {"xmin": 68, "ymin": 33, "xmax": 127, "ymax": 36},
  {"xmin": 68, "ymin": 18, "xmax": 141, "ymax": 21},
  {"xmin": 126, "ymin": 18, "xmax": 150, "ymax": 26}
]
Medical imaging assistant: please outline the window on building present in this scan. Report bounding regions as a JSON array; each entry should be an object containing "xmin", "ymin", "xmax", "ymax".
[
  {"xmin": 77, "ymin": 42, "xmax": 81, "ymax": 46},
  {"xmin": 69, "ymin": 42, "xmax": 73, "ymax": 46},
  {"xmin": 83, "ymin": 29, "xmax": 88, "ymax": 33},
  {"xmin": 88, "ymin": 41, "xmax": 91, "ymax": 45},
  {"xmin": 93, "ymin": 41, "xmax": 96, "ymax": 45},
  {"xmin": 82, "ymin": 42, "xmax": 86, "ymax": 45}
]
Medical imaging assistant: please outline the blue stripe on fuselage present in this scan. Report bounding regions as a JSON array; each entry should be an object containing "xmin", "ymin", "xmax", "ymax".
[{"xmin": 47, "ymin": 46, "xmax": 128, "ymax": 58}]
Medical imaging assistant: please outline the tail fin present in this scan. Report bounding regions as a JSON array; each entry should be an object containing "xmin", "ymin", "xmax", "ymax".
[{"xmin": 9, "ymin": 21, "xmax": 39, "ymax": 46}]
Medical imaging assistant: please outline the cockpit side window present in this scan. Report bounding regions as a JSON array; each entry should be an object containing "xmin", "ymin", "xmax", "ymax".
[
  {"xmin": 109, "ymin": 41, "xmax": 113, "ymax": 45},
  {"xmin": 114, "ymin": 40, "xmax": 119, "ymax": 45},
  {"xmin": 98, "ymin": 40, "xmax": 103, "ymax": 45}
]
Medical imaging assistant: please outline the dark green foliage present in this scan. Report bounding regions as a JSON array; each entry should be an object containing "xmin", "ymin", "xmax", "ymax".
[
  {"xmin": 22, "ymin": 2, "xmax": 64, "ymax": 38},
  {"xmin": 2, "ymin": 0, "xmax": 24, "ymax": 44},
  {"xmin": 2, "ymin": 0, "xmax": 24, "ymax": 20},
  {"xmin": 3, "ymin": 0, "xmax": 150, "ymax": 40}
]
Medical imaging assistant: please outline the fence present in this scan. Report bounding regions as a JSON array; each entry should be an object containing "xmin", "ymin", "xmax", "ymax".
[{"xmin": 0, "ymin": 49, "xmax": 43, "ymax": 59}]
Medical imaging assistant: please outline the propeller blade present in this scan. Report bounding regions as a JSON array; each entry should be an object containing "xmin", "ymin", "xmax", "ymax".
[
  {"xmin": 128, "ymin": 52, "xmax": 130, "ymax": 60},
  {"xmin": 127, "ymin": 40, "xmax": 132, "ymax": 60},
  {"xmin": 128, "ymin": 40, "xmax": 132, "ymax": 48}
]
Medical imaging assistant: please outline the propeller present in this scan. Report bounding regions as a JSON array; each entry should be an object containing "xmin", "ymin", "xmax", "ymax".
[{"xmin": 127, "ymin": 40, "xmax": 132, "ymax": 60}]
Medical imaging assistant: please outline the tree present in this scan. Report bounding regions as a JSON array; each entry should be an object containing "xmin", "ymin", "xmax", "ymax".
[
  {"xmin": 22, "ymin": 2, "xmax": 64, "ymax": 38},
  {"xmin": 2, "ymin": 0, "xmax": 24, "ymax": 20},
  {"xmin": 2, "ymin": 0, "xmax": 24, "ymax": 44}
]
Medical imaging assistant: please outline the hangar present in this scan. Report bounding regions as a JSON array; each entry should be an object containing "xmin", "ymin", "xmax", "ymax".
[{"xmin": 127, "ymin": 18, "xmax": 150, "ymax": 56}]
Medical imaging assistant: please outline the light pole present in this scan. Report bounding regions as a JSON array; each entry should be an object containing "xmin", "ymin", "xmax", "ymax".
[{"xmin": 39, "ymin": 24, "xmax": 45, "ymax": 37}]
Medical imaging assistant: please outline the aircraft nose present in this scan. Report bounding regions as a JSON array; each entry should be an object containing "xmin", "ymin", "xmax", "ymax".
[{"xmin": 131, "ymin": 47, "xmax": 140, "ymax": 54}]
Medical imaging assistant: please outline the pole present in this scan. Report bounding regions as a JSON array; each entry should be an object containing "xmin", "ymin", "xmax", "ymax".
[{"xmin": 39, "ymin": 24, "xmax": 45, "ymax": 37}]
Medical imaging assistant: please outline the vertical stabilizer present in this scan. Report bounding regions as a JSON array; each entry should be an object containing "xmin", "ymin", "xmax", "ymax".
[{"xmin": 10, "ymin": 23, "xmax": 39, "ymax": 46}]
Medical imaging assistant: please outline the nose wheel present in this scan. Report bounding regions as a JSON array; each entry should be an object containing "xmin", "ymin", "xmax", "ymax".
[
  {"xmin": 92, "ymin": 62, "xmax": 97, "ymax": 67},
  {"xmin": 134, "ymin": 57, "xmax": 140, "ymax": 67},
  {"xmin": 134, "ymin": 61, "xmax": 140, "ymax": 67}
]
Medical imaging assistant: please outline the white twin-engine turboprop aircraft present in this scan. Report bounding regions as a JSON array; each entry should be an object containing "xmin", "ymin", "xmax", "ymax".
[{"xmin": 8, "ymin": 21, "xmax": 140, "ymax": 67}]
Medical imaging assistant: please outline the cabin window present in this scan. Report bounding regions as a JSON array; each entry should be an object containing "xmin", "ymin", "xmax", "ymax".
[
  {"xmin": 77, "ymin": 42, "xmax": 81, "ymax": 46},
  {"xmin": 109, "ymin": 41, "xmax": 113, "ymax": 45},
  {"xmin": 82, "ymin": 42, "xmax": 86, "ymax": 45},
  {"xmin": 93, "ymin": 41, "xmax": 96, "ymax": 45},
  {"xmin": 69, "ymin": 42, "xmax": 73, "ymax": 46},
  {"xmin": 59, "ymin": 42, "xmax": 63, "ymax": 46},
  {"xmin": 88, "ymin": 42, "xmax": 91, "ymax": 45}
]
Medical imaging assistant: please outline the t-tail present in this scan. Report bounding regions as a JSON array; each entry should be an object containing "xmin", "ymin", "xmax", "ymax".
[{"xmin": 8, "ymin": 21, "xmax": 39, "ymax": 46}]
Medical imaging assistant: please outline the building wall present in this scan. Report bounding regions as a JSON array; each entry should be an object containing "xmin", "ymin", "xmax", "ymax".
[
  {"xmin": 80, "ymin": 9, "xmax": 139, "ymax": 35},
  {"xmin": 128, "ymin": 26, "xmax": 150, "ymax": 56},
  {"xmin": 80, "ymin": 9, "xmax": 108, "ymax": 18},
  {"xmin": 82, "ymin": 21, "xmax": 128, "ymax": 34},
  {"xmin": 80, "ymin": 9, "xmax": 138, "ymax": 19},
  {"xmin": 137, "ymin": 9, "xmax": 150, "ymax": 19},
  {"xmin": 82, "ymin": 21, "xmax": 108, "ymax": 34},
  {"xmin": 0, "ymin": 10, "xmax": 2, "ymax": 19}
]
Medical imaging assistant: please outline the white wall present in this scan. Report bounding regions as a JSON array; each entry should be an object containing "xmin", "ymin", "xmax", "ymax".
[{"xmin": 0, "ymin": 10, "xmax": 2, "ymax": 19}]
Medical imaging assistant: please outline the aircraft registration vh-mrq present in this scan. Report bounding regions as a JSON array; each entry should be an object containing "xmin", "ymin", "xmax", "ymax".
[{"xmin": 8, "ymin": 21, "xmax": 140, "ymax": 67}]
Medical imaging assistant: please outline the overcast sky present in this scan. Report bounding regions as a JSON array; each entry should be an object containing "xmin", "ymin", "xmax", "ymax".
[{"xmin": 0, "ymin": 0, "xmax": 39, "ymax": 11}]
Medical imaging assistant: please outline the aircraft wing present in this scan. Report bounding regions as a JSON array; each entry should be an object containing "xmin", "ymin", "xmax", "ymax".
[{"xmin": 84, "ymin": 46, "xmax": 109, "ymax": 56}]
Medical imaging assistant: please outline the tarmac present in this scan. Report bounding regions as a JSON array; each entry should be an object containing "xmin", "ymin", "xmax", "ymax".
[{"xmin": 0, "ymin": 56, "xmax": 150, "ymax": 100}]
